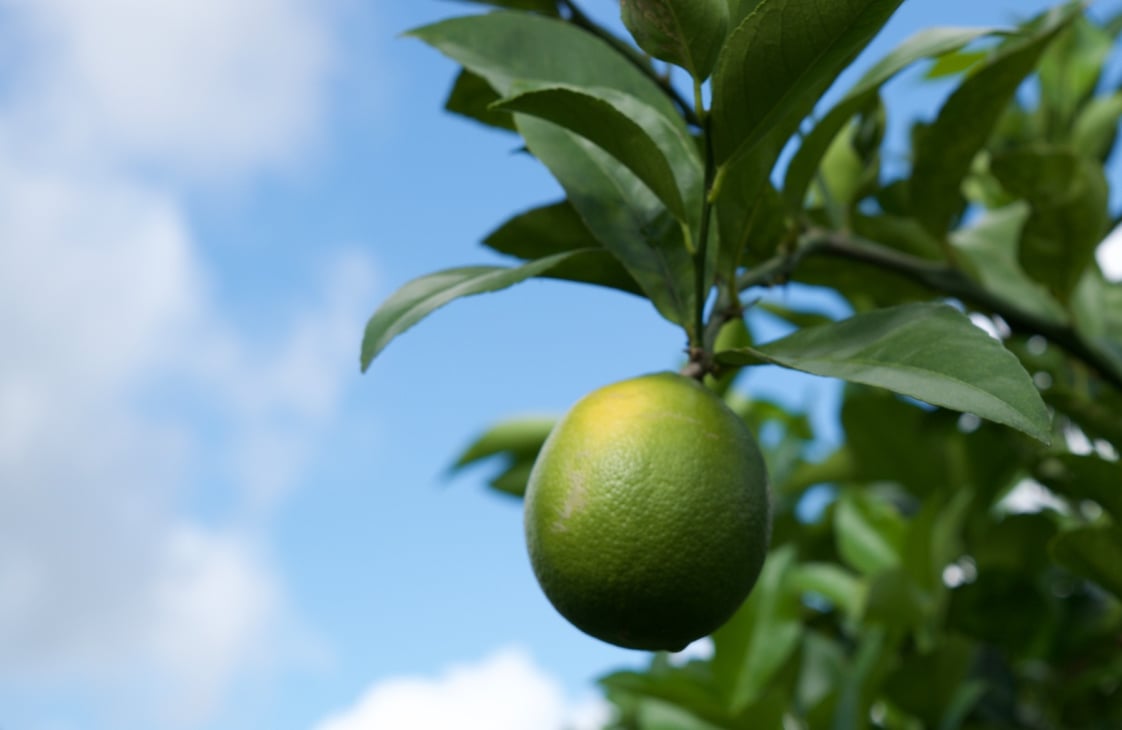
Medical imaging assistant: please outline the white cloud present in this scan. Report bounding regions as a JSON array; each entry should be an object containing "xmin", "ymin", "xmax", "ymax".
[
  {"xmin": 313, "ymin": 648, "xmax": 611, "ymax": 730},
  {"xmin": 0, "ymin": 0, "xmax": 336, "ymax": 179},
  {"xmin": 0, "ymin": 0, "xmax": 375, "ymax": 725},
  {"xmin": 1099, "ymin": 223, "xmax": 1122, "ymax": 283}
]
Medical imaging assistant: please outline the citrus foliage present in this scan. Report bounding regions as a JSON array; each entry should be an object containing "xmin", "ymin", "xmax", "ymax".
[{"xmin": 364, "ymin": 0, "xmax": 1122, "ymax": 727}]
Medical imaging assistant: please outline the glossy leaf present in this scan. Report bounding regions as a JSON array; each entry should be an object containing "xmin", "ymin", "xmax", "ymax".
[
  {"xmin": 361, "ymin": 250, "xmax": 592, "ymax": 370},
  {"xmin": 909, "ymin": 5, "xmax": 1077, "ymax": 236},
  {"xmin": 990, "ymin": 146, "xmax": 1109, "ymax": 301},
  {"xmin": 784, "ymin": 25, "xmax": 997, "ymax": 210},
  {"xmin": 717, "ymin": 303, "xmax": 1052, "ymax": 442},
  {"xmin": 517, "ymin": 115, "xmax": 697, "ymax": 330},
  {"xmin": 1050, "ymin": 525, "xmax": 1122, "ymax": 600},
  {"xmin": 408, "ymin": 11, "xmax": 678, "ymax": 121},
  {"xmin": 621, "ymin": 0, "xmax": 728, "ymax": 81},
  {"xmin": 483, "ymin": 200, "xmax": 643, "ymax": 295},
  {"xmin": 710, "ymin": 0, "xmax": 904, "ymax": 167},
  {"xmin": 492, "ymin": 82, "xmax": 700, "ymax": 222}
]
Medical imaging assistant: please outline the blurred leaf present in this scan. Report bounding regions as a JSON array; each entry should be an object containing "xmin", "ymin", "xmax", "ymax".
[
  {"xmin": 444, "ymin": 69, "xmax": 517, "ymax": 131},
  {"xmin": 908, "ymin": 5, "xmax": 1076, "ymax": 236},
  {"xmin": 990, "ymin": 145, "xmax": 1109, "ymax": 301},
  {"xmin": 483, "ymin": 200, "xmax": 644, "ymax": 295},
  {"xmin": 711, "ymin": 545, "xmax": 802, "ymax": 713},
  {"xmin": 832, "ymin": 626, "xmax": 890, "ymax": 730},
  {"xmin": 488, "ymin": 459, "xmax": 535, "ymax": 497},
  {"xmin": 451, "ymin": 416, "xmax": 555, "ymax": 469},
  {"xmin": 360, "ymin": 251, "xmax": 591, "ymax": 370},
  {"xmin": 789, "ymin": 562, "xmax": 867, "ymax": 621},
  {"xmin": 1051, "ymin": 526, "xmax": 1122, "ymax": 600},
  {"xmin": 600, "ymin": 666, "xmax": 727, "ymax": 727},
  {"xmin": 1045, "ymin": 387, "xmax": 1122, "ymax": 452},
  {"xmin": 408, "ymin": 12, "xmax": 678, "ymax": 120},
  {"xmin": 785, "ymin": 25, "xmax": 996, "ymax": 210},
  {"xmin": 951, "ymin": 203, "xmax": 1068, "ymax": 322},
  {"xmin": 518, "ymin": 115, "xmax": 697, "ymax": 330},
  {"xmin": 1071, "ymin": 91, "xmax": 1122, "ymax": 162},
  {"xmin": 493, "ymin": 82, "xmax": 700, "ymax": 222},
  {"xmin": 710, "ymin": 0, "xmax": 904, "ymax": 168},
  {"xmin": 621, "ymin": 0, "xmax": 729, "ymax": 81},
  {"xmin": 1034, "ymin": 454, "xmax": 1122, "ymax": 523},
  {"xmin": 903, "ymin": 489, "xmax": 974, "ymax": 594},
  {"xmin": 717, "ymin": 302, "xmax": 1053, "ymax": 442},
  {"xmin": 716, "ymin": 151, "xmax": 791, "ymax": 277},
  {"xmin": 1071, "ymin": 267, "xmax": 1122, "ymax": 373},
  {"xmin": 924, "ymin": 48, "xmax": 989, "ymax": 78},
  {"xmin": 835, "ymin": 491, "xmax": 906, "ymax": 575},
  {"xmin": 1037, "ymin": 16, "xmax": 1113, "ymax": 133},
  {"xmin": 883, "ymin": 636, "xmax": 976, "ymax": 725}
]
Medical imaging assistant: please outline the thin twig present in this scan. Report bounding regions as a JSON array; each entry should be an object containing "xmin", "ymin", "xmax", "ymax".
[{"xmin": 737, "ymin": 228, "xmax": 1122, "ymax": 391}]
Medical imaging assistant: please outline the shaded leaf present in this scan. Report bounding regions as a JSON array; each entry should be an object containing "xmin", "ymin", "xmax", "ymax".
[
  {"xmin": 710, "ymin": 0, "xmax": 904, "ymax": 167},
  {"xmin": 621, "ymin": 0, "xmax": 729, "ymax": 81},
  {"xmin": 1037, "ymin": 15, "xmax": 1113, "ymax": 132},
  {"xmin": 444, "ymin": 69, "xmax": 517, "ymax": 131},
  {"xmin": 493, "ymin": 82, "xmax": 700, "ymax": 222},
  {"xmin": 785, "ymin": 25, "xmax": 997, "ymax": 210},
  {"xmin": 1034, "ymin": 454, "xmax": 1122, "ymax": 524},
  {"xmin": 451, "ymin": 0, "xmax": 559, "ymax": 12},
  {"xmin": 517, "ymin": 115, "xmax": 697, "ymax": 330},
  {"xmin": 1072, "ymin": 91, "xmax": 1122, "ymax": 162},
  {"xmin": 909, "ymin": 5, "xmax": 1077, "ymax": 236},
  {"xmin": 483, "ymin": 200, "xmax": 643, "ymax": 295},
  {"xmin": 361, "ymin": 250, "xmax": 592, "ymax": 370},
  {"xmin": 1050, "ymin": 525, "xmax": 1122, "ymax": 600},
  {"xmin": 788, "ymin": 562, "xmax": 866, "ymax": 621},
  {"xmin": 711, "ymin": 545, "xmax": 802, "ymax": 713},
  {"xmin": 990, "ymin": 145, "xmax": 1109, "ymax": 301},
  {"xmin": 716, "ymin": 303, "xmax": 1052, "ymax": 442}
]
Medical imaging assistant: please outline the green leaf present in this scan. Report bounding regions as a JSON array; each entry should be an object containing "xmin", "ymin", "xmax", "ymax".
[
  {"xmin": 444, "ymin": 69, "xmax": 518, "ymax": 131},
  {"xmin": 1050, "ymin": 525, "xmax": 1122, "ymax": 600},
  {"xmin": 517, "ymin": 115, "xmax": 697, "ymax": 331},
  {"xmin": 990, "ymin": 146, "xmax": 1110, "ymax": 301},
  {"xmin": 714, "ymin": 144, "xmax": 790, "ymax": 279},
  {"xmin": 717, "ymin": 302, "xmax": 1052, "ymax": 442},
  {"xmin": 1071, "ymin": 91, "xmax": 1122, "ymax": 162},
  {"xmin": 483, "ymin": 200, "xmax": 643, "ymax": 295},
  {"xmin": 951, "ymin": 203, "xmax": 1068, "ymax": 323},
  {"xmin": 710, "ymin": 0, "xmax": 905, "ymax": 167},
  {"xmin": 711, "ymin": 545, "xmax": 802, "ymax": 714},
  {"xmin": 408, "ymin": 11, "xmax": 678, "ymax": 122},
  {"xmin": 451, "ymin": 416, "xmax": 556, "ymax": 470},
  {"xmin": 908, "ymin": 5, "xmax": 1077, "ymax": 236},
  {"xmin": 360, "ymin": 250, "xmax": 592, "ymax": 370},
  {"xmin": 788, "ymin": 563, "xmax": 866, "ymax": 621},
  {"xmin": 621, "ymin": 0, "xmax": 729, "ymax": 81},
  {"xmin": 1034, "ymin": 454, "xmax": 1122, "ymax": 524},
  {"xmin": 784, "ymin": 25, "xmax": 997, "ymax": 211},
  {"xmin": 492, "ymin": 82, "xmax": 700, "ymax": 222},
  {"xmin": 1037, "ymin": 15, "xmax": 1113, "ymax": 132},
  {"xmin": 834, "ymin": 491, "xmax": 906, "ymax": 575}
]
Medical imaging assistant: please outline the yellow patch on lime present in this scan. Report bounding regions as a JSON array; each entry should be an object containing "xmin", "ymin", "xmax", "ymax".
[{"xmin": 524, "ymin": 371, "xmax": 771, "ymax": 651}]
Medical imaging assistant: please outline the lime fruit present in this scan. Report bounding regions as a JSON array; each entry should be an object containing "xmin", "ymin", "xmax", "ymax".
[{"xmin": 524, "ymin": 371, "xmax": 770, "ymax": 651}]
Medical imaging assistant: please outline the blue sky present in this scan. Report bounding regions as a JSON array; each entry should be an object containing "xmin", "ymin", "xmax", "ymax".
[{"xmin": 0, "ymin": 1, "xmax": 1119, "ymax": 729}]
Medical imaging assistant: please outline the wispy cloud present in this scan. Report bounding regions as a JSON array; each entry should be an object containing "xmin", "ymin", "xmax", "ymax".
[{"xmin": 0, "ymin": 0, "xmax": 376, "ymax": 726}]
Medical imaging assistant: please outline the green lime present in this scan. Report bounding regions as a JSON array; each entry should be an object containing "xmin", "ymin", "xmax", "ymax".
[{"xmin": 524, "ymin": 371, "xmax": 771, "ymax": 651}]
